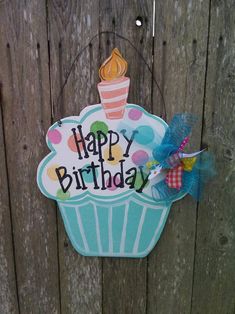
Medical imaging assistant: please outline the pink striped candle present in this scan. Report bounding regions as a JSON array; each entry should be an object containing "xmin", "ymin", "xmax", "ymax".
[{"xmin": 97, "ymin": 77, "xmax": 130, "ymax": 119}]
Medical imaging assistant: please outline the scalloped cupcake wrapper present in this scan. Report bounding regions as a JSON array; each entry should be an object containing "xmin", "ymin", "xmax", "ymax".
[{"xmin": 58, "ymin": 197, "xmax": 171, "ymax": 258}]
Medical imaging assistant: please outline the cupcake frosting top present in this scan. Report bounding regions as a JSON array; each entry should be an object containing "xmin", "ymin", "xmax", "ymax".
[{"xmin": 37, "ymin": 104, "xmax": 168, "ymax": 202}]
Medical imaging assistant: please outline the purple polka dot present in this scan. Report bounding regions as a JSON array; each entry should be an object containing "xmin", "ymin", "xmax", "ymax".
[
  {"xmin": 47, "ymin": 129, "xmax": 62, "ymax": 144},
  {"xmin": 128, "ymin": 108, "xmax": 143, "ymax": 121},
  {"xmin": 132, "ymin": 150, "xmax": 149, "ymax": 166}
]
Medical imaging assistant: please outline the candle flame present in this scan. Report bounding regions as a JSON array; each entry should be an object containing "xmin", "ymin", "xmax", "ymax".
[{"xmin": 99, "ymin": 48, "xmax": 128, "ymax": 81}]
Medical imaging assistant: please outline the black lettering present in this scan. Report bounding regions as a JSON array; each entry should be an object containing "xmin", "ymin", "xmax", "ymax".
[
  {"xmin": 136, "ymin": 166, "xmax": 150, "ymax": 193},
  {"xmin": 100, "ymin": 160, "xmax": 112, "ymax": 190},
  {"xmin": 125, "ymin": 167, "xmax": 137, "ymax": 189},
  {"xmin": 87, "ymin": 162, "xmax": 100, "ymax": 189},
  {"xmin": 78, "ymin": 168, "xmax": 89, "ymax": 190},
  {"xmin": 72, "ymin": 166, "xmax": 82, "ymax": 190},
  {"xmin": 86, "ymin": 132, "xmax": 98, "ymax": 155},
  {"xmin": 55, "ymin": 166, "xmax": 72, "ymax": 193},
  {"xmin": 113, "ymin": 159, "xmax": 125, "ymax": 187},
  {"xmin": 97, "ymin": 130, "xmax": 108, "ymax": 162},
  {"xmin": 71, "ymin": 125, "xmax": 89, "ymax": 160},
  {"xmin": 108, "ymin": 130, "xmax": 119, "ymax": 161},
  {"xmin": 120, "ymin": 129, "xmax": 138, "ymax": 157}
]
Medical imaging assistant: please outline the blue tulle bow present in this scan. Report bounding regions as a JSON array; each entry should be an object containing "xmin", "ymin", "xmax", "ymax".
[
  {"xmin": 153, "ymin": 113, "xmax": 197, "ymax": 167},
  {"xmin": 151, "ymin": 114, "xmax": 215, "ymax": 202}
]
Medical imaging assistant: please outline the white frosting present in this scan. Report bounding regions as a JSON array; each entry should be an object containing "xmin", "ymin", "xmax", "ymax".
[{"xmin": 37, "ymin": 104, "xmax": 167, "ymax": 201}]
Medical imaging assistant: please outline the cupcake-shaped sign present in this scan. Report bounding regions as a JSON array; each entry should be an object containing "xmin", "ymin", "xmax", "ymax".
[{"xmin": 37, "ymin": 49, "xmax": 196, "ymax": 258}]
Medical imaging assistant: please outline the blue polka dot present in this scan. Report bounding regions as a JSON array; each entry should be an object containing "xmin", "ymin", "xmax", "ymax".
[
  {"xmin": 82, "ymin": 164, "xmax": 99, "ymax": 183},
  {"xmin": 135, "ymin": 126, "xmax": 155, "ymax": 145}
]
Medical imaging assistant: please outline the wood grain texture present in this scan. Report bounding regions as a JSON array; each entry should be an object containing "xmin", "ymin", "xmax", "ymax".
[
  {"xmin": 191, "ymin": 1, "xmax": 235, "ymax": 313},
  {"xmin": 0, "ymin": 1, "xmax": 60, "ymax": 313},
  {"xmin": 0, "ymin": 89, "xmax": 19, "ymax": 313},
  {"xmin": 47, "ymin": 1, "xmax": 102, "ymax": 313},
  {"xmin": 0, "ymin": 1, "xmax": 234, "ymax": 313},
  {"xmin": 148, "ymin": 1, "xmax": 210, "ymax": 313},
  {"xmin": 99, "ymin": 1, "xmax": 153, "ymax": 313}
]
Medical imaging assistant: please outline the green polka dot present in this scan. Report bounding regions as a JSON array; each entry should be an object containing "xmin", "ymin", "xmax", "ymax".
[
  {"xmin": 82, "ymin": 164, "xmax": 99, "ymax": 183},
  {"xmin": 56, "ymin": 189, "xmax": 70, "ymax": 200},
  {"xmin": 134, "ymin": 172, "xmax": 149, "ymax": 191},
  {"xmin": 135, "ymin": 125, "xmax": 154, "ymax": 145},
  {"xmin": 90, "ymin": 121, "xmax": 109, "ymax": 139}
]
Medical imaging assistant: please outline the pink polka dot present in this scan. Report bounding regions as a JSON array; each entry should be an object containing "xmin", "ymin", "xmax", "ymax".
[
  {"xmin": 132, "ymin": 150, "xmax": 149, "ymax": 166},
  {"xmin": 47, "ymin": 129, "xmax": 62, "ymax": 144},
  {"xmin": 106, "ymin": 177, "xmax": 121, "ymax": 191},
  {"xmin": 67, "ymin": 134, "xmax": 83, "ymax": 153},
  {"xmin": 128, "ymin": 108, "xmax": 143, "ymax": 121}
]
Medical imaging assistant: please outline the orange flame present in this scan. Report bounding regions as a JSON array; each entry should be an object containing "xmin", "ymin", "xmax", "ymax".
[{"xmin": 99, "ymin": 48, "xmax": 128, "ymax": 81}]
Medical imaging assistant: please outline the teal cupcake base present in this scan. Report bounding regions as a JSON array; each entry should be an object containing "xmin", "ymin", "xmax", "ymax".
[{"xmin": 58, "ymin": 194, "xmax": 171, "ymax": 258}]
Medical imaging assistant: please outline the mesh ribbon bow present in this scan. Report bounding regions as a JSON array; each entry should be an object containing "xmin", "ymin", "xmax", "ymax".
[{"xmin": 149, "ymin": 114, "xmax": 215, "ymax": 202}]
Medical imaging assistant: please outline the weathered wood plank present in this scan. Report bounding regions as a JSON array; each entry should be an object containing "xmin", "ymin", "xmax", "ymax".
[
  {"xmin": 0, "ymin": 1, "xmax": 60, "ymax": 313},
  {"xmin": 148, "ymin": 1, "xmax": 210, "ymax": 313},
  {"xmin": 191, "ymin": 1, "xmax": 235, "ymax": 313},
  {"xmin": 99, "ymin": 1, "xmax": 153, "ymax": 313},
  {"xmin": 0, "ymin": 89, "xmax": 19, "ymax": 313},
  {"xmin": 47, "ymin": 1, "xmax": 102, "ymax": 313}
]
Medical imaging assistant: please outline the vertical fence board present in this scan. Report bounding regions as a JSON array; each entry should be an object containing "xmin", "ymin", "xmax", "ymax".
[
  {"xmin": 0, "ymin": 94, "xmax": 19, "ymax": 313},
  {"xmin": 192, "ymin": 1, "xmax": 235, "ymax": 313},
  {"xmin": 148, "ymin": 1, "xmax": 210, "ymax": 313},
  {"xmin": 99, "ymin": 1, "xmax": 153, "ymax": 313},
  {"xmin": 47, "ymin": 1, "xmax": 102, "ymax": 313},
  {"xmin": 0, "ymin": 1, "xmax": 60, "ymax": 313}
]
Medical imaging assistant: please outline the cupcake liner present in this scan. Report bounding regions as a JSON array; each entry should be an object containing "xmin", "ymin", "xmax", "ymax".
[{"xmin": 58, "ymin": 195, "xmax": 171, "ymax": 258}]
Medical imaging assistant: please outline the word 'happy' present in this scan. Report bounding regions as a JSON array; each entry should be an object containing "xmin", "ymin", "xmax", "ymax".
[{"xmin": 56, "ymin": 124, "xmax": 150, "ymax": 194}]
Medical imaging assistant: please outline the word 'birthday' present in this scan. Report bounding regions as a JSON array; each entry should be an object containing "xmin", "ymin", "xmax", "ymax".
[{"xmin": 55, "ymin": 124, "xmax": 150, "ymax": 193}]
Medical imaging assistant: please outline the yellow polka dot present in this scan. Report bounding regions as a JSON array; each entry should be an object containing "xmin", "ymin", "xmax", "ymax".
[
  {"xmin": 146, "ymin": 160, "xmax": 159, "ymax": 168},
  {"xmin": 47, "ymin": 164, "xmax": 64, "ymax": 181},
  {"xmin": 104, "ymin": 144, "xmax": 123, "ymax": 165}
]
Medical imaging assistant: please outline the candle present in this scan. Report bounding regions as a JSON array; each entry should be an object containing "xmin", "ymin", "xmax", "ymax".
[{"xmin": 97, "ymin": 48, "xmax": 130, "ymax": 119}]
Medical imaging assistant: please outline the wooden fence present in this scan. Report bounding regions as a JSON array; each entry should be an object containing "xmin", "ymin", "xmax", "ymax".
[{"xmin": 0, "ymin": 1, "xmax": 234, "ymax": 313}]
